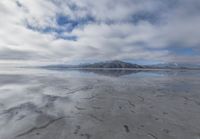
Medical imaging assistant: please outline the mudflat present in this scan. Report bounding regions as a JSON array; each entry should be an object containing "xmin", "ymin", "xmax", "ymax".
[{"xmin": 0, "ymin": 68, "xmax": 200, "ymax": 139}]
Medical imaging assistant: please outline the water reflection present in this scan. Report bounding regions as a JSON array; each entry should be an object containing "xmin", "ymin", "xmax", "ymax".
[
  {"xmin": 0, "ymin": 68, "xmax": 200, "ymax": 139},
  {"xmin": 77, "ymin": 69, "xmax": 200, "ymax": 77},
  {"xmin": 78, "ymin": 69, "xmax": 142, "ymax": 77}
]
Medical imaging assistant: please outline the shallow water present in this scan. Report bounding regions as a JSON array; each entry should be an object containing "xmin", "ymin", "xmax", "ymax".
[{"xmin": 0, "ymin": 68, "xmax": 200, "ymax": 139}]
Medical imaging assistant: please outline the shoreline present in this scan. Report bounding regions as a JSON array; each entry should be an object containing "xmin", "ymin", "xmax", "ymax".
[{"xmin": 42, "ymin": 67, "xmax": 200, "ymax": 71}]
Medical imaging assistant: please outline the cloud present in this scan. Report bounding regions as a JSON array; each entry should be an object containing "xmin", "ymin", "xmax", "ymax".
[{"xmin": 0, "ymin": 0, "xmax": 199, "ymax": 65}]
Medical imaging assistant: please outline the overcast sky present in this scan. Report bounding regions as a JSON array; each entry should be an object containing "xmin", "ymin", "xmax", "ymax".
[{"xmin": 0, "ymin": 0, "xmax": 200, "ymax": 65}]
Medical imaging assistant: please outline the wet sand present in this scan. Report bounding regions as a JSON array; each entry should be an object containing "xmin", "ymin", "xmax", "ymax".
[{"xmin": 0, "ymin": 68, "xmax": 200, "ymax": 139}]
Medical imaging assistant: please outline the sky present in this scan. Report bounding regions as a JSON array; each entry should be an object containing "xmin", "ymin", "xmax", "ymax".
[{"xmin": 0, "ymin": 0, "xmax": 200, "ymax": 66}]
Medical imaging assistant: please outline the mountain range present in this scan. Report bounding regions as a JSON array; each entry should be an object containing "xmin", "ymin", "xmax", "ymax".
[{"xmin": 41, "ymin": 60, "xmax": 200, "ymax": 70}]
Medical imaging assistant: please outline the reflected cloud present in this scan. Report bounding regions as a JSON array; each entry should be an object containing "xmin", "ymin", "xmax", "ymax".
[{"xmin": 0, "ymin": 68, "xmax": 200, "ymax": 139}]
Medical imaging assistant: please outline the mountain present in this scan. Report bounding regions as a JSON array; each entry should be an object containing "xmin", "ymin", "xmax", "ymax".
[
  {"xmin": 40, "ymin": 60, "xmax": 200, "ymax": 70},
  {"xmin": 79, "ymin": 60, "xmax": 144, "ymax": 69},
  {"xmin": 147, "ymin": 63, "xmax": 200, "ymax": 69}
]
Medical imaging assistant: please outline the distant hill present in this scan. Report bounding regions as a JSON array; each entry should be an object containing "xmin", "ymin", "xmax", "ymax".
[
  {"xmin": 40, "ymin": 60, "xmax": 200, "ymax": 70},
  {"xmin": 79, "ymin": 60, "xmax": 143, "ymax": 69},
  {"xmin": 146, "ymin": 63, "xmax": 200, "ymax": 70}
]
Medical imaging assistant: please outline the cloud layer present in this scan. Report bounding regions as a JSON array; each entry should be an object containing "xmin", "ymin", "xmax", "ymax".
[{"xmin": 0, "ymin": 0, "xmax": 200, "ymax": 65}]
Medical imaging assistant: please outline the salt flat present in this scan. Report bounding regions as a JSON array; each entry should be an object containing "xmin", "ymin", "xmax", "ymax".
[{"xmin": 0, "ymin": 68, "xmax": 200, "ymax": 139}]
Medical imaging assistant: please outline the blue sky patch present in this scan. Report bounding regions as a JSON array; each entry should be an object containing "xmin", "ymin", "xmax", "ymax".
[{"xmin": 167, "ymin": 47, "xmax": 198, "ymax": 56}]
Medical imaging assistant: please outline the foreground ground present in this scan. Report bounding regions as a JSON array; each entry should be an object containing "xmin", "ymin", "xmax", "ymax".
[{"xmin": 0, "ymin": 68, "xmax": 200, "ymax": 139}]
